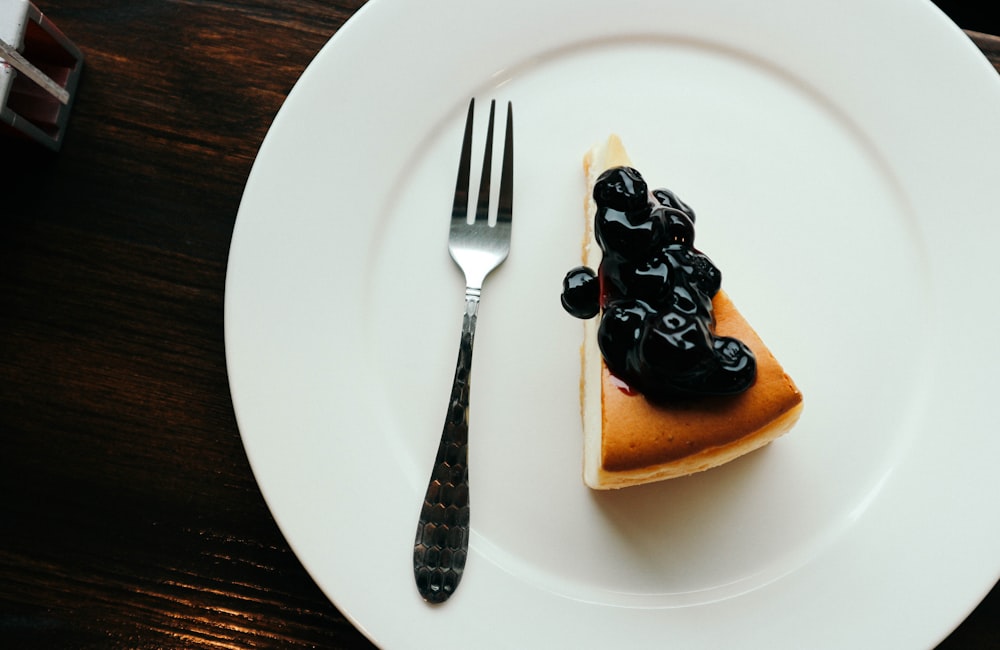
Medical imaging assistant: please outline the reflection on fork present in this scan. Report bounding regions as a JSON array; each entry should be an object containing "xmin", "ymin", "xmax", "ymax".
[{"xmin": 413, "ymin": 99, "xmax": 513, "ymax": 604}]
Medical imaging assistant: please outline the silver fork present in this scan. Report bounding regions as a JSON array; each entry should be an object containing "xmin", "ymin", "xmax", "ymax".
[{"xmin": 413, "ymin": 99, "xmax": 513, "ymax": 604}]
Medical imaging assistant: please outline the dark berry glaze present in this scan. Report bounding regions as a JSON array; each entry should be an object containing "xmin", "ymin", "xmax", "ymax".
[{"xmin": 560, "ymin": 166, "xmax": 755, "ymax": 400}]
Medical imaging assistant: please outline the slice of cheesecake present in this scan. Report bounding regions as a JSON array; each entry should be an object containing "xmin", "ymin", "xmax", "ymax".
[{"xmin": 579, "ymin": 135, "xmax": 803, "ymax": 489}]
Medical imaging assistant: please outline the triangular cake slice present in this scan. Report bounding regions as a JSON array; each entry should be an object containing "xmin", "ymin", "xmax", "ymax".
[{"xmin": 579, "ymin": 135, "xmax": 803, "ymax": 489}]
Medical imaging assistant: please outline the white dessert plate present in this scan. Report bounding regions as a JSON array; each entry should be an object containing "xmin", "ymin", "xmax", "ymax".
[{"xmin": 224, "ymin": 0, "xmax": 1000, "ymax": 647}]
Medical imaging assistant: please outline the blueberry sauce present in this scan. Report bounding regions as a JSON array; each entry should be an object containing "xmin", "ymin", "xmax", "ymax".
[{"xmin": 561, "ymin": 166, "xmax": 756, "ymax": 400}]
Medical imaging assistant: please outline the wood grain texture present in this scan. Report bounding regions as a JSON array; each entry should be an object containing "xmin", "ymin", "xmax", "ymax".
[
  {"xmin": 0, "ymin": 3, "xmax": 996, "ymax": 648},
  {"xmin": 1, "ymin": 2, "xmax": 376, "ymax": 648}
]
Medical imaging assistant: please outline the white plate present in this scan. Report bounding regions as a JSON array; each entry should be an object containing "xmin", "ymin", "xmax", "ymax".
[{"xmin": 224, "ymin": 0, "xmax": 1000, "ymax": 647}]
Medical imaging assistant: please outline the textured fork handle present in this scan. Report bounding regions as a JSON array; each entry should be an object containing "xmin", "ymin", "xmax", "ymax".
[{"xmin": 413, "ymin": 291, "xmax": 479, "ymax": 603}]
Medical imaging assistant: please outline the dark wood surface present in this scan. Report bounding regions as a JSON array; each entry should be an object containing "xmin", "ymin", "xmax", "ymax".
[{"xmin": 1, "ymin": 3, "xmax": 997, "ymax": 648}]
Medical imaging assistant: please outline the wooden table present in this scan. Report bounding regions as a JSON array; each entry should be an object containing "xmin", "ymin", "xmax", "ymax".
[{"xmin": 1, "ymin": 2, "xmax": 997, "ymax": 647}]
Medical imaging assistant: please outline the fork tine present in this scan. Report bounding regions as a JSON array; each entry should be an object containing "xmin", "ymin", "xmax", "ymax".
[
  {"xmin": 497, "ymin": 102, "xmax": 513, "ymax": 227},
  {"xmin": 452, "ymin": 99, "xmax": 475, "ymax": 222},
  {"xmin": 474, "ymin": 100, "xmax": 496, "ymax": 224}
]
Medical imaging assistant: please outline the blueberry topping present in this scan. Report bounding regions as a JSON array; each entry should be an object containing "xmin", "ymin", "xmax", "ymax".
[
  {"xmin": 665, "ymin": 245, "xmax": 722, "ymax": 298},
  {"xmin": 593, "ymin": 167, "xmax": 648, "ymax": 212},
  {"xmin": 561, "ymin": 266, "xmax": 600, "ymax": 319},
  {"xmin": 560, "ymin": 166, "xmax": 756, "ymax": 399},
  {"xmin": 655, "ymin": 207, "xmax": 695, "ymax": 246},
  {"xmin": 639, "ymin": 309, "xmax": 714, "ymax": 376},
  {"xmin": 652, "ymin": 187, "xmax": 696, "ymax": 221},
  {"xmin": 594, "ymin": 207, "xmax": 660, "ymax": 261},
  {"xmin": 597, "ymin": 300, "xmax": 651, "ymax": 382}
]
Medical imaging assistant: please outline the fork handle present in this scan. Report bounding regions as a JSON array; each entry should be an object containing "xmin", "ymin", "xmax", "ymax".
[{"xmin": 413, "ymin": 290, "xmax": 480, "ymax": 603}]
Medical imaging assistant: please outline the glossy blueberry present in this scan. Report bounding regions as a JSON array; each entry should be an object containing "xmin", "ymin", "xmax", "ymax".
[
  {"xmin": 595, "ymin": 207, "xmax": 659, "ymax": 261},
  {"xmin": 664, "ymin": 245, "xmax": 721, "ymax": 298},
  {"xmin": 670, "ymin": 284, "xmax": 712, "ymax": 317},
  {"xmin": 593, "ymin": 167, "xmax": 648, "ymax": 212},
  {"xmin": 654, "ymin": 206, "xmax": 695, "ymax": 246},
  {"xmin": 615, "ymin": 256, "xmax": 672, "ymax": 306},
  {"xmin": 597, "ymin": 300, "xmax": 651, "ymax": 381},
  {"xmin": 652, "ymin": 187, "xmax": 696, "ymax": 221},
  {"xmin": 560, "ymin": 266, "xmax": 600, "ymax": 319},
  {"xmin": 638, "ymin": 310, "xmax": 714, "ymax": 377}
]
